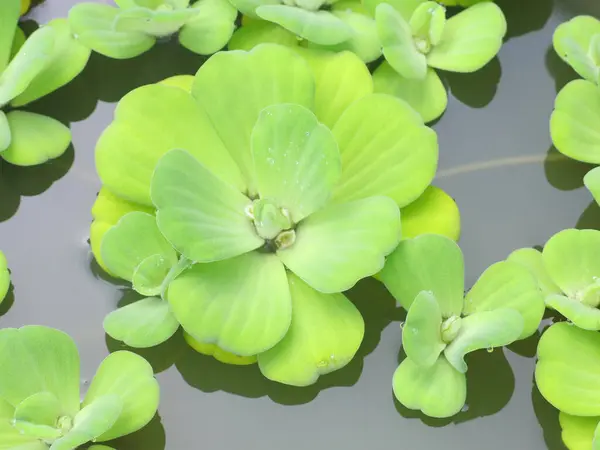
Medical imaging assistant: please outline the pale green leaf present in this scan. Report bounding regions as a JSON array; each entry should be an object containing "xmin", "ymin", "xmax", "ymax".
[
  {"xmin": 83, "ymin": 351, "xmax": 159, "ymax": 441},
  {"xmin": 545, "ymin": 294, "xmax": 600, "ymax": 331},
  {"xmin": 362, "ymin": 0, "xmax": 425, "ymax": 21},
  {"xmin": 228, "ymin": 0, "xmax": 280, "ymax": 18},
  {"xmin": 0, "ymin": 0, "xmax": 20, "ymax": 72},
  {"xmin": 151, "ymin": 149, "xmax": 263, "ymax": 262},
  {"xmin": 258, "ymin": 273, "xmax": 364, "ymax": 386},
  {"xmin": 191, "ymin": 44, "xmax": 314, "ymax": 196},
  {"xmin": 585, "ymin": 167, "xmax": 600, "ymax": 205},
  {"xmin": 114, "ymin": 8, "xmax": 198, "ymax": 37},
  {"xmin": 0, "ymin": 326, "xmax": 80, "ymax": 417},
  {"xmin": 103, "ymin": 297, "xmax": 180, "ymax": 348},
  {"xmin": 278, "ymin": 196, "xmax": 401, "ymax": 293},
  {"xmin": 376, "ymin": 3, "xmax": 427, "ymax": 79},
  {"xmin": 256, "ymin": 6, "xmax": 353, "ymax": 45},
  {"xmin": 167, "ymin": 251, "xmax": 291, "ymax": 356},
  {"xmin": 402, "ymin": 290, "xmax": 445, "ymax": 368},
  {"xmin": 427, "ymin": 2, "xmax": 507, "ymax": 73},
  {"xmin": 379, "ymin": 234, "xmax": 464, "ymax": 317},
  {"xmin": 559, "ymin": 413, "xmax": 600, "ymax": 450},
  {"xmin": 228, "ymin": 20, "xmax": 299, "ymax": 51},
  {"xmin": 14, "ymin": 392, "xmax": 61, "ymax": 441},
  {"xmin": 409, "ymin": 1, "xmax": 446, "ymax": 46},
  {"xmin": 463, "ymin": 261, "xmax": 545, "ymax": 339},
  {"xmin": 131, "ymin": 255, "xmax": 174, "ymax": 296},
  {"xmin": 252, "ymin": 103, "xmax": 341, "ymax": 223},
  {"xmin": 183, "ymin": 332, "xmax": 257, "ymax": 366},
  {"xmin": 179, "ymin": 0, "xmax": 236, "ymax": 55},
  {"xmin": 373, "ymin": 62, "xmax": 447, "ymax": 123},
  {"xmin": 1, "ymin": 111, "xmax": 70, "ymax": 167},
  {"xmin": 553, "ymin": 15, "xmax": 600, "ymax": 83},
  {"xmin": 506, "ymin": 247, "xmax": 561, "ymax": 297},
  {"xmin": 392, "ymin": 355, "xmax": 466, "ymax": 418},
  {"xmin": 0, "ymin": 421, "xmax": 47, "ymax": 450},
  {"xmin": 0, "ymin": 110, "xmax": 10, "ymax": 153},
  {"xmin": 0, "ymin": 251, "xmax": 9, "ymax": 303},
  {"xmin": 332, "ymin": 94, "xmax": 438, "ymax": 206},
  {"xmin": 536, "ymin": 322, "xmax": 600, "ymax": 416}
]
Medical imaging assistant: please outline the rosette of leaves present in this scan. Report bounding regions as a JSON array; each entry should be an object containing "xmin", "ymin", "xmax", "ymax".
[
  {"xmin": 0, "ymin": 0, "xmax": 90, "ymax": 166},
  {"xmin": 68, "ymin": 0, "xmax": 237, "ymax": 59},
  {"xmin": 535, "ymin": 323, "xmax": 600, "ymax": 450},
  {"xmin": 0, "ymin": 251, "xmax": 9, "ymax": 303},
  {"xmin": 0, "ymin": 325, "xmax": 159, "ymax": 450},
  {"xmin": 89, "ymin": 44, "xmax": 461, "ymax": 385},
  {"xmin": 371, "ymin": 0, "xmax": 507, "ymax": 122},
  {"xmin": 379, "ymin": 234, "xmax": 545, "ymax": 418}
]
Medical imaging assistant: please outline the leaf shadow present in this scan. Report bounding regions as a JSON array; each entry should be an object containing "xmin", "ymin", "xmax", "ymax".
[
  {"xmin": 176, "ymin": 277, "xmax": 398, "ymax": 405},
  {"xmin": 545, "ymin": 46, "xmax": 579, "ymax": 94},
  {"xmin": 496, "ymin": 0, "xmax": 553, "ymax": 40},
  {"xmin": 576, "ymin": 201, "xmax": 600, "ymax": 230},
  {"xmin": 532, "ymin": 383, "xmax": 568, "ymax": 450},
  {"xmin": 507, "ymin": 330, "xmax": 541, "ymax": 358},
  {"xmin": 441, "ymin": 57, "xmax": 502, "ymax": 109},
  {"xmin": 105, "ymin": 413, "xmax": 167, "ymax": 450},
  {"xmin": 0, "ymin": 285, "xmax": 15, "ymax": 317},
  {"xmin": 544, "ymin": 147, "xmax": 596, "ymax": 191}
]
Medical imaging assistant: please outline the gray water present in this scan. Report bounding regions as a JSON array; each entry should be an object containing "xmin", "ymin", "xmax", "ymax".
[{"xmin": 0, "ymin": 0, "xmax": 597, "ymax": 448}]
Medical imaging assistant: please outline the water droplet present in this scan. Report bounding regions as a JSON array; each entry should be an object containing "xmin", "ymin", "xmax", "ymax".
[
  {"xmin": 267, "ymin": 157, "xmax": 275, "ymax": 165},
  {"xmin": 461, "ymin": 404, "xmax": 470, "ymax": 412},
  {"xmin": 399, "ymin": 321, "xmax": 405, "ymax": 329},
  {"xmin": 329, "ymin": 354, "xmax": 335, "ymax": 360},
  {"xmin": 486, "ymin": 347, "xmax": 494, "ymax": 353},
  {"xmin": 411, "ymin": 327, "xmax": 418, "ymax": 334},
  {"xmin": 317, "ymin": 360, "xmax": 328, "ymax": 368}
]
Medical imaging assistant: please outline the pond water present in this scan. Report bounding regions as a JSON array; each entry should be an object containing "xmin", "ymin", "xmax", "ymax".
[{"xmin": 0, "ymin": 0, "xmax": 598, "ymax": 449}]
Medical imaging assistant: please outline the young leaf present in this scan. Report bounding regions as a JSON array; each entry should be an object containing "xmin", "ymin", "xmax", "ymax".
[
  {"xmin": 536, "ymin": 322, "xmax": 600, "ymax": 416},
  {"xmin": 585, "ymin": 167, "xmax": 600, "ymax": 205},
  {"xmin": 131, "ymin": 255, "xmax": 174, "ymax": 296},
  {"xmin": 1, "ymin": 111, "xmax": 70, "ymax": 167},
  {"xmin": 550, "ymin": 80, "xmax": 600, "ymax": 164},
  {"xmin": 392, "ymin": 355, "xmax": 466, "ymax": 418},
  {"xmin": 0, "ymin": 326, "xmax": 80, "ymax": 417},
  {"xmin": 167, "ymin": 252, "xmax": 291, "ymax": 356},
  {"xmin": 559, "ymin": 413, "xmax": 600, "ymax": 450},
  {"xmin": 332, "ymin": 94, "xmax": 438, "ymax": 207},
  {"xmin": 83, "ymin": 351, "xmax": 159, "ymax": 441},
  {"xmin": 0, "ymin": 421, "xmax": 47, "ymax": 450},
  {"xmin": 0, "ymin": 250, "xmax": 9, "ymax": 303},
  {"xmin": 252, "ymin": 103, "xmax": 341, "ymax": 223},
  {"xmin": 103, "ymin": 297, "xmax": 180, "ymax": 348},
  {"xmin": 426, "ymin": 2, "xmax": 507, "ymax": 73},
  {"xmin": 376, "ymin": 3, "xmax": 427, "ymax": 80},
  {"xmin": 178, "ymin": 0, "xmax": 237, "ymax": 55},
  {"xmin": 444, "ymin": 308, "xmax": 523, "ymax": 373},
  {"xmin": 463, "ymin": 261, "xmax": 545, "ymax": 339},
  {"xmin": 402, "ymin": 290, "xmax": 446, "ymax": 368},
  {"xmin": 506, "ymin": 247, "xmax": 561, "ymax": 297},
  {"xmin": 379, "ymin": 234, "xmax": 464, "ymax": 316},
  {"xmin": 409, "ymin": 1, "xmax": 446, "ymax": 46},
  {"xmin": 545, "ymin": 294, "xmax": 600, "ymax": 331},
  {"xmin": 362, "ymin": 0, "xmax": 425, "ymax": 20},
  {"xmin": 13, "ymin": 391, "xmax": 62, "ymax": 440},
  {"xmin": 278, "ymin": 196, "xmax": 401, "ymax": 293},
  {"xmin": 0, "ymin": 0, "xmax": 20, "ymax": 73},
  {"xmin": 373, "ymin": 62, "xmax": 447, "ymax": 123},
  {"xmin": 553, "ymin": 16, "xmax": 600, "ymax": 83},
  {"xmin": 257, "ymin": 273, "xmax": 364, "ymax": 386},
  {"xmin": 229, "ymin": 20, "xmax": 299, "ymax": 51},
  {"xmin": 151, "ymin": 149, "xmax": 263, "ymax": 263},
  {"xmin": 256, "ymin": 6, "xmax": 353, "ymax": 45}
]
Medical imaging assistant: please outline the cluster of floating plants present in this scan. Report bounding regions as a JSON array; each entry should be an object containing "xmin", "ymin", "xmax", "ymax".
[{"xmin": 1, "ymin": 0, "xmax": 600, "ymax": 448}]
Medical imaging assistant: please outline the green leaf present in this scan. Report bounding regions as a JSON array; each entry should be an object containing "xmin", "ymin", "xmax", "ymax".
[
  {"xmin": 379, "ymin": 234, "xmax": 464, "ymax": 317},
  {"xmin": 536, "ymin": 322, "xmax": 600, "ymax": 416},
  {"xmin": 10, "ymin": 27, "xmax": 25, "ymax": 60},
  {"xmin": 542, "ymin": 229, "xmax": 600, "ymax": 304},
  {"xmin": 585, "ymin": 167, "xmax": 600, "ymax": 205},
  {"xmin": 362, "ymin": 0, "xmax": 425, "ymax": 21},
  {"xmin": 257, "ymin": 272, "xmax": 364, "ymax": 386},
  {"xmin": 68, "ymin": 3, "xmax": 156, "ymax": 59},
  {"xmin": 444, "ymin": 308, "xmax": 523, "ymax": 373},
  {"xmin": 83, "ymin": 351, "xmax": 159, "ymax": 441},
  {"xmin": 1, "ymin": 111, "xmax": 70, "ymax": 167},
  {"xmin": 392, "ymin": 355, "xmax": 466, "ymax": 418},
  {"xmin": 376, "ymin": 3, "xmax": 427, "ymax": 79},
  {"xmin": 0, "ymin": 421, "xmax": 47, "ymax": 450},
  {"xmin": 506, "ymin": 247, "xmax": 561, "ymax": 297},
  {"xmin": 227, "ymin": 0, "xmax": 280, "ymax": 18},
  {"xmin": 332, "ymin": 94, "xmax": 438, "ymax": 206},
  {"xmin": 50, "ymin": 395, "xmax": 122, "ymax": 450},
  {"xmin": 0, "ymin": 250, "xmax": 9, "ymax": 303},
  {"xmin": 545, "ymin": 294, "xmax": 600, "ymax": 331},
  {"xmin": 11, "ymin": 19, "xmax": 91, "ymax": 107},
  {"xmin": 252, "ymin": 103, "xmax": 341, "ymax": 223},
  {"xmin": 114, "ymin": 8, "xmax": 198, "ymax": 37},
  {"xmin": 427, "ymin": 2, "xmax": 507, "ymax": 73},
  {"xmin": 0, "ymin": 0, "xmax": 20, "ymax": 72},
  {"xmin": 100, "ymin": 212, "xmax": 177, "ymax": 283},
  {"xmin": 373, "ymin": 62, "xmax": 447, "ymax": 123},
  {"xmin": 0, "ymin": 26, "xmax": 56, "ymax": 106},
  {"xmin": 292, "ymin": 47, "xmax": 373, "ymax": 129},
  {"xmin": 553, "ymin": 15, "xmax": 600, "ymax": 83},
  {"xmin": 151, "ymin": 149, "xmax": 263, "ymax": 262},
  {"xmin": 191, "ymin": 44, "xmax": 315, "ymax": 196},
  {"xmin": 463, "ymin": 261, "xmax": 545, "ymax": 339},
  {"xmin": 228, "ymin": 20, "xmax": 299, "ymax": 51},
  {"xmin": 0, "ymin": 326, "xmax": 80, "ymax": 416},
  {"xmin": 179, "ymin": 0, "xmax": 237, "ymax": 55},
  {"xmin": 256, "ymin": 6, "xmax": 353, "ymax": 45},
  {"xmin": 559, "ymin": 412, "xmax": 600, "ymax": 450},
  {"xmin": 278, "ymin": 196, "xmax": 400, "ymax": 293},
  {"xmin": 104, "ymin": 297, "xmax": 180, "ymax": 348},
  {"xmin": 183, "ymin": 332, "xmax": 257, "ymax": 365},
  {"xmin": 131, "ymin": 255, "xmax": 174, "ymax": 296},
  {"xmin": 403, "ymin": 290, "xmax": 446, "ymax": 368},
  {"xmin": 167, "ymin": 251, "xmax": 291, "ymax": 356},
  {"xmin": 409, "ymin": 1, "xmax": 446, "ymax": 46},
  {"xmin": 551, "ymin": 80, "xmax": 600, "ymax": 165},
  {"xmin": 0, "ymin": 110, "xmax": 10, "ymax": 153},
  {"xmin": 14, "ymin": 392, "xmax": 62, "ymax": 441}
]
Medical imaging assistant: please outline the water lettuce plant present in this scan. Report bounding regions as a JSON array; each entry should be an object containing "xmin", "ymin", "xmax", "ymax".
[
  {"xmin": 379, "ymin": 234, "xmax": 545, "ymax": 418},
  {"xmin": 0, "ymin": 325, "xmax": 159, "ymax": 450},
  {"xmin": 0, "ymin": 251, "xmax": 9, "ymax": 303},
  {"xmin": 68, "ymin": 0, "xmax": 237, "ymax": 59},
  {"xmin": 0, "ymin": 0, "xmax": 90, "ymax": 166},
  {"xmin": 89, "ymin": 44, "xmax": 460, "ymax": 385}
]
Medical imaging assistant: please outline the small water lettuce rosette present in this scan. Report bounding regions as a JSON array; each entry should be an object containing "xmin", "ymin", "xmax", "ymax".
[
  {"xmin": 0, "ymin": 326, "xmax": 159, "ymax": 450},
  {"xmin": 68, "ymin": 0, "xmax": 237, "ymax": 59},
  {"xmin": 379, "ymin": 234, "xmax": 545, "ymax": 418},
  {"xmin": 0, "ymin": 0, "xmax": 90, "ymax": 166},
  {"xmin": 89, "ymin": 43, "xmax": 459, "ymax": 386}
]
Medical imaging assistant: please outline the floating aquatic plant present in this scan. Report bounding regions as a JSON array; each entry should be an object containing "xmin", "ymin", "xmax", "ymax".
[
  {"xmin": 68, "ymin": 0, "xmax": 237, "ymax": 59},
  {"xmin": 0, "ymin": 251, "xmax": 8, "ymax": 303},
  {"xmin": 0, "ymin": 326, "xmax": 159, "ymax": 450},
  {"xmin": 379, "ymin": 234, "xmax": 544, "ymax": 418},
  {"xmin": 0, "ymin": 0, "xmax": 90, "ymax": 166},
  {"xmin": 90, "ymin": 44, "xmax": 460, "ymax": 385}
]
